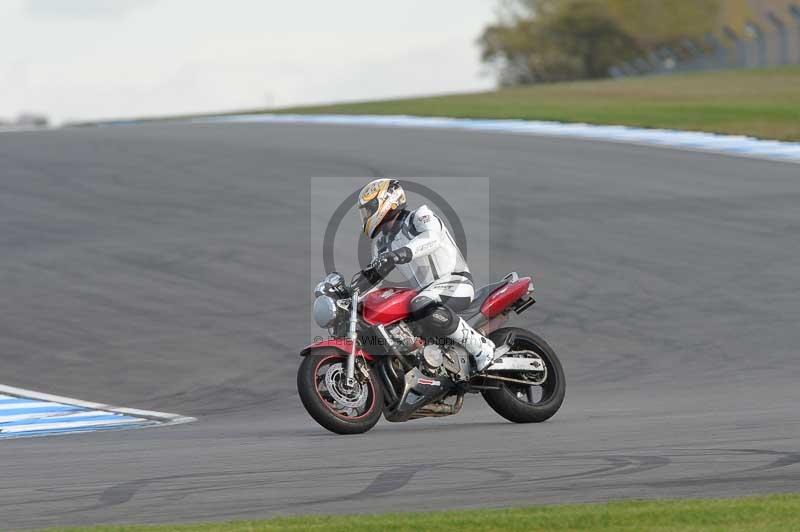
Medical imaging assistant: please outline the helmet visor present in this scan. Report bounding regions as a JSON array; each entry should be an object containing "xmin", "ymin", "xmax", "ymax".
[{"xmin": 358, "ymin": 197, "xmax": 379, "ymax": 230}]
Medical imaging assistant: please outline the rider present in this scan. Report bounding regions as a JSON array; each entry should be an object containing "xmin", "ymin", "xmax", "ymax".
[{"xmin": 354, "ymin": 178, "xmax": 496, "ymax": 373}]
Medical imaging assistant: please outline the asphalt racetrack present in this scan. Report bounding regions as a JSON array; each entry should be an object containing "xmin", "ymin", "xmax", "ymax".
[{"xmin": 1, "ymin": 123, "xmax": 798, "ymax": 529}]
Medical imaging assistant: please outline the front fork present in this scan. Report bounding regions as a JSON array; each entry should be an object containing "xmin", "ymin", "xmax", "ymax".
[{"xmin": 345, "ymin": 288, "xmax": 360, "ymax": 388}]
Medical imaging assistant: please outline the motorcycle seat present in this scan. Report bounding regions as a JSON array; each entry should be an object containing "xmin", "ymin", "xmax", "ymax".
[{"xmin": 457, "ymin": 278, "xmax": 510, "ymax": 321}]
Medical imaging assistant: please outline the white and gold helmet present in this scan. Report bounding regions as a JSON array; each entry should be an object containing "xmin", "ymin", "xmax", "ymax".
[{"xmin": 357, "ymin": 178, "xmax": 407, "ymax": 238}]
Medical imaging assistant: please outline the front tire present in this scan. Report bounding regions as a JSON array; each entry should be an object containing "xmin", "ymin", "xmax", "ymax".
[
  {"xmin": 481, "ymin": 328, "xmax": 565, "ymax": 423},
  {"xmin": 297, "ymin": 349, "xmax": 383, "ymax": 435}
]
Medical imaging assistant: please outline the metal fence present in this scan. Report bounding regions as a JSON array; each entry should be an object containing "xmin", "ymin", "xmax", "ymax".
[{"xmin": 610, "ymin": 3, "xmax": 800, "ymax": 77}]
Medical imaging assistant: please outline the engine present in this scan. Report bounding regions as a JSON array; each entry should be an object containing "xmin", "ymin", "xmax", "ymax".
[
  {"xmin": 423, "ymin": 344, "xmax": 471, "ymax": 380},
  {"xmin": 383, "ymin": 322, "xmax": 471, "ymax": 381},
  {"xmin": 384, "ymin": 322, "xmax": 421, "ymax": 354},
  {"xmin": 420, "ymin": 344, "xmax": 444, "ymax": 373},
  {"xmin": 388, "ymin": 325, "xmax": 467, "ymax": 379}
]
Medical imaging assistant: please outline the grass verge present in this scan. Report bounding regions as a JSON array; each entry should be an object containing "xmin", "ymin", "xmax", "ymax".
[
  {"xmin": 274, "ymin": 67, "xmax": 800, "ymax": 142},
  {"xmin": 45, "ymin": 493, "xmax": 800, "ymax": 531}
]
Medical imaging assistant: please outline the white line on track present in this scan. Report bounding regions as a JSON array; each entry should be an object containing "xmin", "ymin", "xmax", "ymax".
[
  {"xmin": 189, "ymin": 113, "xmax": 800, "ymax": 165},
  {"xmin": 0, "ymin": 401, "xmax": 68, "ymax": 410},
  {"xmin": 1, "ymin": 418, "xmax": 145, "ymax": 434},
  {"xmin": 0, "ymin": 385, "xmax": 195, "ymax": 424},
  {"xmin": 0, "ymin": 385, "xmax": 195, "ymax": 440}
]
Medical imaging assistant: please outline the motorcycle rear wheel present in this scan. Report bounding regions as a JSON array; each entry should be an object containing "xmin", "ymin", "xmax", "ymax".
[
  {"xmin": 297, "ymin": 349, "xmax": 383, "ymax": 435},
  {"xmin": 481, "ymin": 328, "xmax": 565, "ymax": 423}
]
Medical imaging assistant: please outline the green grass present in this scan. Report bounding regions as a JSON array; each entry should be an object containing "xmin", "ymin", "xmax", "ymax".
[
  {"xmin": 273, "ymin": 67, "xmax": 800, "ymax": 141},
  {"xmin": 44, "ymin": 494, "xmax": 800, "ymax": 531}
]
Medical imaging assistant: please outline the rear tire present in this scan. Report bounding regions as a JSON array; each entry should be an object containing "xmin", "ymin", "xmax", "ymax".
[
  {"xmin": 481, "ymin": 328, "xmax": 565, "ymax": 423},
  {"xmin": 297, "ymin": 349, "xmax": 383, "ymax": 435}
]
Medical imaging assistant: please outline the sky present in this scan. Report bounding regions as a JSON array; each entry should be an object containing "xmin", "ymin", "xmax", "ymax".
[{"xmin": 1, "ymin": 0, "xmax": 498, "ymax": 123}]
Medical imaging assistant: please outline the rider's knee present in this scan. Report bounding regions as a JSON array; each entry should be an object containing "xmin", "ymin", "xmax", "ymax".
[
  {"xmin": 427, "ymin": 305, "xmax": 459, "ymax": 335},
  {"xmin": 409, "ymin": 295, "xmax": 435, "ymax": 320},
  {"xmin": 410, "ymin": 296, "xmax": 458, "ymax": 336}
]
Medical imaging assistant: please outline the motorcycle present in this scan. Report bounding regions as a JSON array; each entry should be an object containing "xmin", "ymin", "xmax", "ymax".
[{"xmin": 297, "ymin": 265, "xmax": 565, "ymax": 434}]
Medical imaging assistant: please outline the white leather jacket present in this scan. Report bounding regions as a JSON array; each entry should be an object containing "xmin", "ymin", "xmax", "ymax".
[{"xmin": 372, "ymin": 205, "xmax": 469, "ymax": 288}]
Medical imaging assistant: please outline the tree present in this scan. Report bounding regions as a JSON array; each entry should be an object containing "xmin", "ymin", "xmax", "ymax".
[
  {"xmin": 480, "ymin": 0, "xmax": 641, "ymax": 84},
  {"xmin": 546, "ymin": 1, "xmax": 642, "ymax": 78},
  {"xmin": 604, "ymin": 0, "xmax": 722, "ymax": 48},
  {"xmin": 479, "ymin": 0, "xmax": 722, "ymax": 85}
]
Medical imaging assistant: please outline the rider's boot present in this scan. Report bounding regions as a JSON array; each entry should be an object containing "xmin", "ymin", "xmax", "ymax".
[{"xmin": 447, "ymin": 318, "xmax": 496, "ymax": 373}]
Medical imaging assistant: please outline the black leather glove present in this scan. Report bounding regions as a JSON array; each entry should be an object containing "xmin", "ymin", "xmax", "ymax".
[
  {"xmin": 354, "ymin": 248, "xmax": 414, "ymax": 292},
  {"xmin": 352, "ymin": 252, "xmax": 397, "ymax": 292},
  {"xmin": 371, "ymin": 251, "xmax": 399, "ymax": 277},
  {"xmin": 372, "ymin": 247, "xmax": 412, "ymax": 271},
  {"xmin": 351, "ymin": 270, "xmax": 377, "ymax": 293}
]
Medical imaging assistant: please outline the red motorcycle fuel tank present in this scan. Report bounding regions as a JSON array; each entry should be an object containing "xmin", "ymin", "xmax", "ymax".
[{"xmin": 362, "ymin": 287, "xmax": 417, "ymax": 325}]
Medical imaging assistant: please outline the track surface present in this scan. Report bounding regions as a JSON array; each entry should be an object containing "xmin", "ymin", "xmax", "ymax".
[{"xmin": 0, "ymin": 123, "xmax": 798, "ymax": 529}]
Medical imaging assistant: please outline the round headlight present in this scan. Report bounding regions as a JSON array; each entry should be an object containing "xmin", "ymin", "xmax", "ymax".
[{"xmin": 313, "ymin": 295, "xmax": 338, "ymax": 328}]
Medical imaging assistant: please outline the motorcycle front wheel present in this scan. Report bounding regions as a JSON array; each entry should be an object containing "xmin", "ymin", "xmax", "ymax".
[
  {"xmin": 481, "ymin": 328, "xmax": 566, "ymax": 423},
  {"xmin": 297, "ymin": 349, "xmax": 384, "ymax": 435}
]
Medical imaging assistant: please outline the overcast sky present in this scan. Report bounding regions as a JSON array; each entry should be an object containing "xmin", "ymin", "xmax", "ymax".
[{"xmin": 1, "ymin": 0, "xmax": 497, "ymax": 123}]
